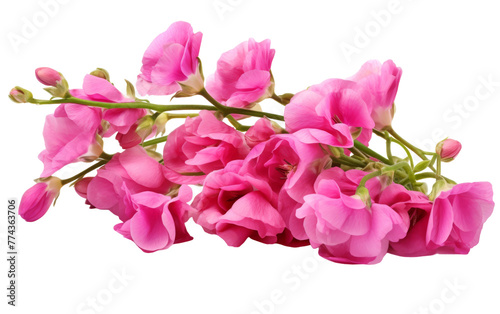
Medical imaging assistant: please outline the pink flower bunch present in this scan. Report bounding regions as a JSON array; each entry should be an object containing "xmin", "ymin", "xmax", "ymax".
[{"xmin": 14, "ymin": 21, "xmax": 494, "ymax": 263}]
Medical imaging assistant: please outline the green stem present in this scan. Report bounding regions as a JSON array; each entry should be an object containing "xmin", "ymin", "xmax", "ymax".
[
  {"xmin": 384, "ymin": 131, "xmax": 394, "ymax": 164},
  {"xmin": 198, "ymin": 88, "xmax": 228, "ymax": 114},
  {"xmin": 353, "ymin": 140, "xmax": 392, "ymax": 165},
  {"xmin": 167, "ymin": 113, "xmax": 199, "ymax": 119},
  {"xmin": 61, "ymin": 159, "xmax": 108, "ymax": 185},
  {"xmin": 226, "ymin": 115, "xmax": 251, "ymax": 131},
  {"xmin": 271, "ymin": 93, "xmax": 285, "ymax": 105},
  {"xmin": 141, "ymin": 136, "xmax": 168, "ymax": 147},
  {"xmin": 387, "ymin": 127, "xmax": 427, "ymax": 161}
]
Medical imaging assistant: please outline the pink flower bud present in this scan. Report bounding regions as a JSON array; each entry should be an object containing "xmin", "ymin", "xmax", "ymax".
[
  {"xmin": 9, "ymin": 87, "xmax": 33, "ymax": 103},
  {"xmin": 436, "ymin": 139, "xmax": 461, "ymax": 162},
  {"xmin": 35, "ymin": 67, "xmax": 62, "ymax": 87},
  {"xmin": 19, "ymin": 177, "xmax": 62, "ymax": 222}
]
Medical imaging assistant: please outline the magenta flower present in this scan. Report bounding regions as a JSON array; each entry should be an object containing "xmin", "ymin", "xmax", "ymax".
[
  {"xmin": 426, "ymin": 182, "xmax": 494, "ymax": 254},
  {"xmin": 137, "ymin": 21, "xmax": 203, "ymax": 96},
  {"xmin": 19, "ymin": 177, "xmax": 62, "ymax": 222},
  {"xmin": 206, "ymin": 38, "xmax": 275, "ymax": 109},
  {"xmin": 72, "ymin": 74, "xmax": 147, "ymax": 137},
  {"xmin": 192, "ymin": 161, "xmax": 286, "ymax": 247},
  {"xmin": 284, "ymin": 79, "xmax": 374, "ymax": 148},
  {"xmin": 348, "ymin": 60, "xmax": 402, "ymax": 130},
  {"xmin": 244, "ymin": 117, "xmax": 281, "ymax": 148},
  {"xmin": 86, "ymin": 146, "xmax": 175, "ymax": 221},
  {"xmin": 296, "ymin": 169, "xmax": 406, "ymax": 264},
  {"xmin": 38, "ymin": 103, "xmax": 103, "ymax": 177},
  {"xmin": 114, "ymin": 185, "xmax": 193, "ymax": 253},
  {"xmin": 162, "ymin": 111, "xmax": 250, "ymax": 184},
  {"xmin": 436, "ymin": 139, "xmax": 462, "ymax": 162},
  {"xmin": 35, "ymin": 67, "xmax": 62, "ymax": 87}
]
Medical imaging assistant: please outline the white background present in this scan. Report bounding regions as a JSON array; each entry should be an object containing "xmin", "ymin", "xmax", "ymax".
[{"xmin": 1, "ymin": 0, "xmax": 499, "ymax": 313}]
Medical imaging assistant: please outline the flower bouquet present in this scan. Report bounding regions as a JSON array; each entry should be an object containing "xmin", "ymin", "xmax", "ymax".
[{"xmin": 10, "ymin": 21, "xmax": 494, "ymax": 264}]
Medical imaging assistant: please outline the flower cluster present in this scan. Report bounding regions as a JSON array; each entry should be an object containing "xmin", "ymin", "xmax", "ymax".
[{"xmin": 12, "ymin": 21, "xmax": 494, "ymax": 264}]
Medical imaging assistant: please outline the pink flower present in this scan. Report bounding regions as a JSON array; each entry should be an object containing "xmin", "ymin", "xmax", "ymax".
[
  {"xmin": 206, "ymin": 38, "xmax": 275, "ymax": 109},
  {"xmin": 244, "ymin": 118, "xmax": 282, "ymax": 148},
  {"xmin": 348, "ymin": 60, "xmax": 402, "ymax": 130},
  {"xmin": 296, "ymin": 168, "xmax": 406, "ymax": 264},
  {"xmin": 35, "ymin": 67, "xmax": 62, "ymax": 87},
  {"xmin": 86, "ymin": 146, "xmax": 175, "ymax": 221},
  {"xmin": 163, "ymin": 111, "xmax": 250, "ymax": 184},
  {"xmin": 436, "ymin": 139, "xmax": 462, "ymax": 162},
  {"xmin": 239, "ymin": 134, "xmax": 330, "ymax": 201},
  {"xmin": 38, "ymin": 103, "xmax": 103, "ymax": 177},
  {"xmin": 114, "ymin": 185, "xmax": 193, "ymax": 252},
  {"xmin": 192, "ymin": 161, "xmax": 286, "ymax": 247},
  {"xmin": 19, "ymin": 177, "xmax": 62, "ymax": 222},
  {"xmin": 284, "ymin": 79, "xmax": 374, "ymax": 148},
  {"xmin": 72, "ymin": 74, "xmax": 147, "ymax": 137},
  {"xmin": 137, "ymin": 21, "xmax": 203, "ymax": 96},
  {"xmin": 426, "ymin": 182, "xmax": 494, "ymax": 254},
  {"xmin": 375, "ymin": 184, "xmax": 434, "ymax": 257}
]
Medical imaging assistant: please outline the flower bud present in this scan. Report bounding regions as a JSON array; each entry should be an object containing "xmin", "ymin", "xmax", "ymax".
[
  {"xmin": 136, "ymin": 115, "xmax": 155, "ymax": 140},
  {"xmin": 19, "ymin": 176, "xmax": 62, "ymax": 222},
  {"xmin": 154, "ymin": 112, "xmax": 170, "ymax": 136},
  {"xmin": 90, "ymin": 68, "xmax": 110, "ymax": 81},
  {"xmin": 35, "ymin": 67, "xmax": 62, "ymax": 87},
  {"xmin": 9, "ymin": 87, "xmax": 33, "ymax": 103},
  {"xmin": 436, "ymin": 139, "xmax": 461, "ymax": 162},
  {"xmin": 428, "ymin": 178, "xmax": 455, "ymax": 201}
]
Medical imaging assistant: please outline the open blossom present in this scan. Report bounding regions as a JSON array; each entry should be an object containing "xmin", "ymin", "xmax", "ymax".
[
  {"xmin": 206, "ymin": 38, "xmax": 275, "ymax": 109},
  {"xmin": 114, "ymin": 185, "xmax": 193, "ymax": 252},
  {"xmin": 39, "ymin": 103, "xmax": 103, "ymax": 177},
  {"xmin": 284, "ymin": 79, "xmax": 374, "ymax": 148},
  {"xmin": 86, "ymin": 146, "xmax": 175, "ymax": 221},
  {"xmin": 19, "ymin": 177, "xmax": 62, "ymax": 222},
  {"xmin": 296, "ymin": 168, "xmax": 406, "ymax": 264},
  {"xmin": 426, "ymin": 182, "xmax": 494, "ymax": 254},
  {"xmin": 348, "ymin": 60, "xmax": 402, "ymax": 130},
  {"xmin": 163, "ymin": 110, "xmax": 250, "ymax": 184},
  {"xmin": 192, "ymin": 160, "xmax": 286, "ymax": 247},
  {"xmin": 72, "ymin": 74, "xmax": 147, "ymax": 140},
  {"xmin": 137, "ymin": 21, "xmax": 203, "ymax": 97}
]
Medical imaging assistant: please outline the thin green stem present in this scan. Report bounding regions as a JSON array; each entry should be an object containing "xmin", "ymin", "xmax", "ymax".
[
  {"xmin": 271, "ymin": 93, "xmax": 285, "ymax": 105},
  {"xmin": 387, "ymin": 127, "xmax": 426, "ymax": 161},
  {"xmin": 61, "ymin": 159, "xmax": 108, "ymax": 185},
  {"xmin": 226, "ymin": 115, "xmax": 251, "ymax": 131},
  {"xmin": 167, "ymin": 113, "xmax": 199, "ymax": 119},
  {"xmin": 353, "ymin": 140, "xmax": 392, "ymax": 165},
  {"xmin": 384, "ymin": 131, "xmax": 394, "ymax": 164},
  {"xmin": 142, "ymin": 136, "xmax": 168, "ymax": 147},
  {"xmin": 199, "ymin": 88, "xmax": 228, "ymax": 114}
]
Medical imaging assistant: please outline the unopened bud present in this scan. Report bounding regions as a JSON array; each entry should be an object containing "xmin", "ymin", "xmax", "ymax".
[
  {"xmin": 436, "ymin": 139, "xmax": 461, "ymax": 162},
  {"xmin": 90, "ymin": 68, "xmax": 110, "ymax": 81},
  {"xmin": 9, "ymin": 87, "xmax": 33, "ymax": 103},
  {"xmin": 35, "ymin": 67, "xmax": 62, "ymax": 87},
  {"xmin": 136, "ymin": 115, "xmax": 155, "ymax": 140},
  {"xmin": 154, "ymin": 112, "xmax": 170, "ymax": 135}
]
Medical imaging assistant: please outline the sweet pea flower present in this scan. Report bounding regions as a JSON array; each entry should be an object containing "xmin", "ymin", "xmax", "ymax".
[
  {"xmin": 71, "ymin": 74, "xmax": 147, "ymax": 139},
  {"xmin": 163, "ymin": 111, "xmax": 250, "ymax": 184},
  {"xmin": 114, "ymin": 185, "xmax": 193, "ymax": 252},
  {"xmin": 192, "ymin": 160, "xmax": 286, "ymax": 247},
  {"xmin": 19, "ymin": 177, "xmax": 62, "ymax": 222},
  {"xmin": 426, "ymin": 182, "xmax": 494, "ymax": 254},
  {"xmin": 137, "ymin": 21, "xmax": 204, "ymax": 97},
  {"xmin": 239, "ymin": 134, "xmax": 330, "ymax": 201},
  {"xmin": 284, "ymin": 79, "xmax": 374, "ymax": 148},
  {"xmin": 296, "ymin": 168, "xmax": 406, "ymax": 264},
  {"xmin": 244, "ymin": 117, "xmax": 282, "ymax": 148},
  {"xmin": 86, "ymin": 146, "xmax": 175, "ymax": 221},
  {"xmin": 348, "ymin": 60, "xmax": 402, "ymax": 130},
  {"xmin": 39, "ymin": 103, "xmax": 103, "ymax": 177},
  {"xmin": 206, "ymin": 38, "xmax": 275, "ymax": 109},
  {"xmin": 436, "ymin": 139, "xmax": 462, "ymax": 162},
  {"xmin": 35, "ymin": 67, "xmax": 62, "ymax": 87}
]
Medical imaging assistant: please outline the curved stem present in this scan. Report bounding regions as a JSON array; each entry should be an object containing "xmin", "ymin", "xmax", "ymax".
[
  {"xmin": 271, "ymin": 93, "xmax": 285, "ymax": 106},
  {"xmin": 353, "ymin": 140, "xmax": 392, "ymax": 165},
  {"xmin": 61, "ymin": 159, "xmax": 108, "ymax": 185},
  {"xmin": 199, "ymin": 88, "xmax": 228, "ymax": 114}
]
